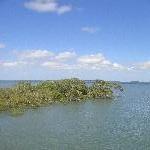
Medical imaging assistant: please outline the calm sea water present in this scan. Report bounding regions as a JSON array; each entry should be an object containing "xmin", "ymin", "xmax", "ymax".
[
  {"xmin": 0, "ymin": 80, "xmax": 40, "ymax": 88},
  {"xmin": 0, "ymin": 81, "xmax": 150, "ymax": 150}
]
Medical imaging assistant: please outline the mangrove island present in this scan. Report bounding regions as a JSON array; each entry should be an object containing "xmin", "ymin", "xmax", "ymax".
[{"xmin": 0, "ymin": 78, "xmax": 123, "ymax": 115}]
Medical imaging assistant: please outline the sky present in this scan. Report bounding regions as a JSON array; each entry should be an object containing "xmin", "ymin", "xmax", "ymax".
[{"xmin": 0, "ymin": 0, "xmax": 150, "ymax": 81}]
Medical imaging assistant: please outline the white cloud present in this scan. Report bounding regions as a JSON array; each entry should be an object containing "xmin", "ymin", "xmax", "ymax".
[
  {"xmin": 112, "ymin": 63, "xmax": 126, "ymax": 70},
  {"xmin": 57, "ymin": 5, "xmax": 72, "ymax": 14},
  {"xmin": 42, "ymin": 61, "xmax": 71, "ymax": 69},
  {"xmin": 136, "ymin": 61, "xmax": 150, "ymax": 70},
  {"xmin": 0, "ymin": 61, "xmax": 28, "ymax": 67},
  {"xmin": 55, "ymin": 51, "xmax": 76, "ymax": 61},
  {"xmin": 20, "ymin": 50, "xmax": 54, "ymax": 59},
  {"xmin": 81, "ymin": 27, "xmax": 99, "ymax": 34},
  {"xmin": 24, "ymin": 0, "xmax": 72, "ymax": 14},
  {"xmin": 77, "ymin": 53, "xmax": 128, "ymax": 71},
  {"xmin": 2, "ymin": 62, "xmax": 18, "ymax": 67},
  {"xmin": 0, "ymin": 43, "xmax": 5, "ymax": 49},
  {"xmin": 78, "ymin": 53, "xmax": 108, "ymax": 65},
  {"xmin": 0, "ymin": 50, "xmax": 132, "ymax": 72}
]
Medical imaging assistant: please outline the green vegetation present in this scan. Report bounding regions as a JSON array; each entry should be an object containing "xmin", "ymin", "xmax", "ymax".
[{"xmin": 0, "ymin": 78, "xmax": 123, "ymax": 115}]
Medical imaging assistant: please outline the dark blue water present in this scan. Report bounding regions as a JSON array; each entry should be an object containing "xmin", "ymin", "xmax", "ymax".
[{"xmin": 0, "ymin": 81, "xmax": 150, "ymax": 150}]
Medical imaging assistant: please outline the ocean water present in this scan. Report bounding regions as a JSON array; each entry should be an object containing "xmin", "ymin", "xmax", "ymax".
[
  {"xmin": 0, "ymin": 80, "xmax": 40, "ymax": 88},
  {"xmin": 0, "ymin": 81, "xmax": 150, "ymax": 150}
]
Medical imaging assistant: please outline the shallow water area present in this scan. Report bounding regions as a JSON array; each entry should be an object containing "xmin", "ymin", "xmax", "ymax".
[{"xmin": 0, "ymin": 82, "xmax": 150, "ymax": 150}]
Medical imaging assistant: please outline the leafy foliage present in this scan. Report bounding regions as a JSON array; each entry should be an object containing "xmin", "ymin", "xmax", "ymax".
[{"xmin": 0, "ymin": 78, "xmax": 123, "ymax": 114}]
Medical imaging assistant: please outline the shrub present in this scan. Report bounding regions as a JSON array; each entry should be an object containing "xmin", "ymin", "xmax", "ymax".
[{"xmin": 0, "ymin": 78, "xmax": 123, "ymax": 114}]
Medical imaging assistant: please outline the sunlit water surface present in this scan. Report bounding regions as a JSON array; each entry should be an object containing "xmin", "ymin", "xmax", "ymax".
[{"xmin": 0, "ymin": 82, "xmax": 150, "ymax": 150}]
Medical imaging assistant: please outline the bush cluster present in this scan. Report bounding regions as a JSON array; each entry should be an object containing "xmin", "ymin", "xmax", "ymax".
[{"xmin": 0, "ymin": 78, "xmax": 123, "ymax": 114}]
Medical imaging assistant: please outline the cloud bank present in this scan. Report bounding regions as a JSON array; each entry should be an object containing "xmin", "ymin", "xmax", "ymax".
[
  {"xmin": 0, "ymin": 49, "xmax": 132, "ymax": 71},
  {"xmin": 1, "ymin": 49, "xmax": 150, "ymax": 81},
  {"xmin": 1, "ymin": 49, "xmax": 149, "ymax": 73}
]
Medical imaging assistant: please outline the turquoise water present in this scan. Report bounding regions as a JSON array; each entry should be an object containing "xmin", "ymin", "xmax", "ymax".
[{"xmin": 0, "ymin": 82, "xmax": 150, "ymax": 150}]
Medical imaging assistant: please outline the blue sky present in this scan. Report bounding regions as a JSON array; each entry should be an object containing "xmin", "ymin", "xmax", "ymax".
[{"xmin": 0, "ymin": 0, "xmax": 150, "ymax": 81}]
